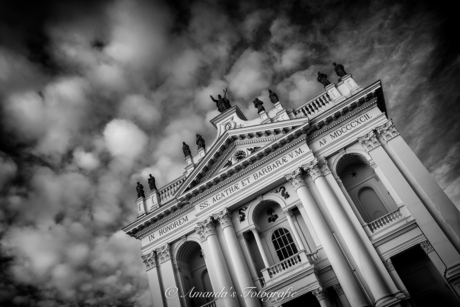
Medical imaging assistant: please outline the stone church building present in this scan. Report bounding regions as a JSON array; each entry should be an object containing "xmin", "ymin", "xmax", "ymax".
[{"xmin": 122, "ymin": 69, "xmax": 460, "ymax": 307}]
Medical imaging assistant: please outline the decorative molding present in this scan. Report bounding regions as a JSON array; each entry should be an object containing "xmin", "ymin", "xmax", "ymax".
[
  {"xmin": 285, "ymin": 168, "xmax": 306, "ymax": 190},
  {"xmin": 195, "ymin": 217, "xmax": 216, "ymax": 242},
  {"xmin": 312, "ymin": 287, "xmax": 327, "ymax": 301},
  {"xmin": 302, "ymin": 159, "xmax": 323, "ymax": 181},
  {"xmin": 333, "ymin": 284, "xmax": 344, "ymax": 296},
  {"xmin": 141, "ymin": 251, "xmax": 157, "ymax": 271},
  {"xmin": 376, "ymin": 119, "xmax": 400, "ymax": 142},
  {"xmin": 357, "ymin": 131, "xmax": 381, "ymax": 153},
  {"xmin": 383, "ymin": 259, "xmax": 395, "ymax": 271},
  {"xmin": 156, "ymin": 244, "xmax": 171, "ymax": 263},
  {"xmin": 420, "ymin": 240, "xmax": 434, "ymax": 254},
  {"xmin": 213, "ymin": 208, "xmax": 233, "ymax": 229},
  {"xmin": 319, "ymin": 158, "xmax": 331, "ymax": 176}
]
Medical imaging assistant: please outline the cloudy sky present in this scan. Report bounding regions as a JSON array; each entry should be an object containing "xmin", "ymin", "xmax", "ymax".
[{"xmin": 0, "ymin": 0, "xmax": 458, "ymax": 306}]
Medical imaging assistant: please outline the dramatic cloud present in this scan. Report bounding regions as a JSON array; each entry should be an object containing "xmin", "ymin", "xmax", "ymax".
[{"xmin": 0, "ymin": 0, "xmax": 458, "ymax": 306}]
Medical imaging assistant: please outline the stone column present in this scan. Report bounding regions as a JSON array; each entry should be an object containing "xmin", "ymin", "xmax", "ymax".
[
  {"xmin": 156, "ymin": 244, "xmax": 182, "ymax": 307},
  {"xmin": 357, "ymin": 131, "xmax": 460, "ymax": 277},
  {"xmin": 250, "ymin": 227, "xmax": 270, "ymax": 268},
  {"xmin": 214, "ymin": 209, "xmax": 260, "ymax": 307},
  {"xmin": 284, "ymin": 208, "xmax": 305, "ymax": 251},
  {"xmin": 142, "ymin": 251, "xmax": 165, "ymax": 307},
  {"xmin": 312, "ymin": 287, "xmax": 333, "ymax": 307},
  {"xmin": 303, "ymin": 160, "xmax": 396, "ymax": 307},
  {"xmin": 285, "ymin": 168, "xmax": 369, "ymax": 307},
  {"xmin": 237, "ymin": 233, "xmax": 263, "ymax": 289},
  {"xmin": 196, "ymin": 218, "xmax": 237, "ymax": 307},
  {"xmin": 376, "ymin": 120, "xmax": 460, "ymax": 253},
  {"xmin": 296, "ymin": 203, "xmax": 321, "ymax": 249},
  {"xmin": 382, "ymin": 258, "xmax": 409, "ymax": 297},
  {"xmin": 333, "ymin": 284, "xmax": 351, "ymax": 307}
]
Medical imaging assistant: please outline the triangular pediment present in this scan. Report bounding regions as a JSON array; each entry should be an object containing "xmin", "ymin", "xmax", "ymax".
[{"xmin": 174, "ymin": 117, "xmax": 309, "ymax": 196}]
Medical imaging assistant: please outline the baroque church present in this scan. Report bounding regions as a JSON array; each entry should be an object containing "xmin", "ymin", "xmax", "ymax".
[{"xmin": 122, "ymin": 66, "xmax": 460, "ymax": 307}]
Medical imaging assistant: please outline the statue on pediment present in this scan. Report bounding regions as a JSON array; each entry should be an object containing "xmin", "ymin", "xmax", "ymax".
[
  {"xmin": 253, "ymin": 98, "xmax": 265, "ymax": 113},
  {"xmin": 182, "ymin": 142, "xmax": 191, "ymax": 157},
  {"xmin": 268, "ymin": 89, "xmax": 279, "ymax": 104},
  {"xmin": 136, "ymin": 182, "xmax": 145, "ymax": 198},
  {"xmin": 210, "ymin": 88, "xmax": 231, "ymax": 113},
  {"xmin": 148, "ymin": 174, "xmax": 157, "ymax": 191},
  {"xmin": 196, "ymin": 134, "xmax": 206, "ymax": 150},
  {"xmin": 317, "ymin": 71, "xmax": 331, "ymax": 87},
  {"xmin": 333, "ymin": 62, "xmax": 348, "ymax": 78}
]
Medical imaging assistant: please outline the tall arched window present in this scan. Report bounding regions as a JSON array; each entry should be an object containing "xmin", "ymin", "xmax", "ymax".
[
  {"xmin": 358, "ymin": 187, "xmax": 387, "ymax": 221},
  {"xmin": 272, "ymin": 228, "xmax": 298, "ymax": 261}
]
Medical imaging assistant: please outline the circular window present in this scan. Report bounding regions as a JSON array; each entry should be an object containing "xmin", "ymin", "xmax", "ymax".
[{"xmin": 234, "ymin": 150, "xmax": 247, "ymax": 162}]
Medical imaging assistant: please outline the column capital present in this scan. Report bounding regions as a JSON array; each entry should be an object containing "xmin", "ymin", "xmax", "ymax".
[
  {"xmin": 420, "ymin": 240, "xmax": 434, "ymax": 254},
  {"xmin": 195, "ymin": 217, "xmax": 216, "ymax": 242},
  {"xmin": 319, "ymin": 158, "xmax": 331, "ymax": 176},
  {"xmin": 357, "ymin": 130, "xmax": 381, "ymax": 153},
  {"xmin": 141, "ymin": 250, "xmax": 157, "ymax": 271},
  {"xmin": 302, "ymin": 159, "xmax": 324, "ymax": 181},
  {"xmin": 312, "ymin": 287, "xmax": 328, "ymax": 301},
  {"xmin": 285, "ymin": 167, "xmax": 306, "ymax": 190},
  {"xmin": 283, "ymin": 208, "xmax": 294, "ymax": 217},
  {"xmin": 376, "ymin": 119, "xmax": 400, "ymax": 142},
  {"xmin": 213, "ymin": 208, "xmax": 233, "ymax": 229},
  {"xmin": 333, "ymin": 284, "xmax": 344, "ymax": 296},
  {"xmin": 383, "ymin": 258, "xmax": 395, "ymax": 271},
  {"xmin": 156, "ymin": 243, "xmax": 171, "ymax": 263},
  {"xmin": 369, "ymin": 159, "xmax": 378, "ymax": 169}
]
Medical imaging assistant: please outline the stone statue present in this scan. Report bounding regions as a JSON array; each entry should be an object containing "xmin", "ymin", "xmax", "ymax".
[
  {"xmin": 317, "ymin": 72, "xmax": 331, "ymax": 87},
  {"xmin": 268, "ymin": 89, "xmax": 279, "ymax": 104},
  {"xmin": 253, "ymin": 98, "xmax": 265, "ymax": 113},
  {"xmin": 182, "ymin": 142, "xmax": 191, "ymax": 157},
  {"xmin": 136, "ymin": 182, "xmax": 145, "ymax": 198},
  {"xmin": 148, "ymin": 174, "xmax": 157, "ymax": 191},
  {"xmin": 196, "ymin": 134, "xmax": 205, "ymax": 150},
  {"xmin": 210, "ymin": 88, "xmax": 231, "ymax": 113},
  {"xmin": 333, "ymin": 62, "xmax": 347, "ymax": 78}
]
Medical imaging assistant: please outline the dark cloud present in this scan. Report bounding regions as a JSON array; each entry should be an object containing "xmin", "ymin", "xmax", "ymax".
[{"xmin": 0, "ymin": 0, "xmax": 458, "ymax": 305}]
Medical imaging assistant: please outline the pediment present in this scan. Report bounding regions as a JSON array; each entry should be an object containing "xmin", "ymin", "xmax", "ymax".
[{"xmin": 175, "ymin": 118, "xmax": 309, "ymax": 196}]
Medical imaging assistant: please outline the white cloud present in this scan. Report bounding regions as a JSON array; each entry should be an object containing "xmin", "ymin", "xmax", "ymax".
[{"xmin": 103, "ymin": 119, "xmax": 148, "ymax": 162}]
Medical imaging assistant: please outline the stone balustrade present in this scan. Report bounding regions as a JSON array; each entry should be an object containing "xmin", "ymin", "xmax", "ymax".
[{"xmin": 294, "ymin": 92, "xmax": 332, "ymax": 119}]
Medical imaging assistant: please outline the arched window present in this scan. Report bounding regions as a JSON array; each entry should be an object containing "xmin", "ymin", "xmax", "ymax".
[
  {"xmin": 358, "ymin": 187, "xmax": 387, "ymax": 221},
  {"xmin": 272, "ymin": 228, "xmax": 298, "ymax": 261}
]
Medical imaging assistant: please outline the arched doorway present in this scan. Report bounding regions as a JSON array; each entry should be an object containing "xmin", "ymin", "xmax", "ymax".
[
  {"xmin": 337, "ymin": 153, "xmax": 397, "ymax": 223},
  {"xmin": 176, "ymin": 241, "xmax": 213, "ymax": 307}
]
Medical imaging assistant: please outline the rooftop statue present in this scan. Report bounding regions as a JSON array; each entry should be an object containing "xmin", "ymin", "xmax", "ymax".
[
  {"xmin": 182, "ymin": 142, "xmax": 192, "ymax": 157},
  {"xmin": 317, "ymin": 71, "xmax": 331, "ymax": 87},
  {"xmin": 333, "ymin": 62, "xmax": 347, "ymax": 78},
  {"xmin": 253, "ymin": 98, "xmax": 265, "ymax": 113},
  {"xmin": 210, "ymin": 88, "xmax": 231, "ymax": 113},
  {"xmin": 148, "ymin": 174, "xmax": 157, "ymax": 191},
  {"xmin": 196, "ymin": 134, "xmax": 206, "ymax": 150},
  {"xmin": 136, "ymin": 182, "xmax": 145, "ymax": 198},
  {"xmin": 268, "ymin": 89, "xmax": 279, "ymax": 104}
]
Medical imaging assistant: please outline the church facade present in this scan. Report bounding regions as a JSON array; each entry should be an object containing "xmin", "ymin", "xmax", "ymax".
[{"xmin": 122, "ymin": 72, "xmax": 460, "ymax": 307}]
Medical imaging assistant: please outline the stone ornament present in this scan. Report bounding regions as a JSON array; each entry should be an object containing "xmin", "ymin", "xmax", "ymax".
[
  {"xmin": 383, "ymin": 258, "xmax": 395, "ymax": 271},
  {"xmin": 333, "ymin": 284, "xmax": 344, "ymax": 296},
  {"xmin": 376, "ymin": 119, "xmax": 400, "ymax": 143},
  {"xmin": 285, "ymin": 168, "xmax": 306, "ymax": 190},
  {"xmin": 312, "ymin": 287, "xmax": 327, "ymax": 301},
  {"xmin": 156, "ymin": 244, "xmax": 171, "ymax": 263},
  {"xmin": 369, "ymin": 160, "xmax": 378, "ymax": 169},
  {"xmin": 319, "ymin": 158, "xmax": 331, "ymax": 176},
  {"xmin": 238, "ymin": 206, "xmax": 248, "ymax": 222},
  {"xmin": 136, "ymin": 182, "xmax": 145, "ymax": 198},
  {"xmin": 333, "ymin": 62, "xmax": 347, "ymax": 78},
  {"xmin": 357, "ymin": 131, "xmax": 381, "ymax": 152},
  {"xmin": 317, "ymin": 72, "xmax": 331, "ymax": 87},
  {"xmin": 213, "ymin": 209, "xmax": 233, "ymax": 229},
  {"xmin": 268, "ymin": 89, "xmax": 279, "ymax": 104},
  {"xmin": 196, "ymin": 134, "xmax": 206, "ymax": 150},
  {"xmin": 302, "ymin": 159, "xmax": 324, "ymax": 181},
  {"xmin": 195, "ymin": 217, "xmax": 217, "ymax": 242},
  {"xmin": 210, "ymin": 88, "xmax": 231, "ymax": 113},
  {"xmin": 420, "ymin": 240, "xmax": 434, "ymax": 254},
  {"xmin": 253, "ymin": 98, "xmax": 265, "ymax": 113},
  {"xmin": 141, "ymin": 251, "xmax": 157, "ymax": 271},
  {"xmin": 182, "ymin": 142, "xmax": 192, "ymax": 157},
  {"xmin": 274, "ymin": 186, "xmax": 290, "ymax": 199},
  {"xmin": 148, "ymin": 174, "xmax": 157, "ymax": 191}
]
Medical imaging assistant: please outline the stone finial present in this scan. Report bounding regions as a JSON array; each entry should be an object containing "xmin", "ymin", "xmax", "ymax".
[
  {"xmin": 317, "ymin": 72, "xmax": 331, "ymax": 87},
  {"xmin": 182, "ymin": 142, "xmax": 192, "ymax": 157},
  {"xmin": 333, "ymin": 62, "xmax": 348, "ymax": 78},
  {"xmin": 136, "ymin": 182, "xmax": 145, "ymax": 198}
]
